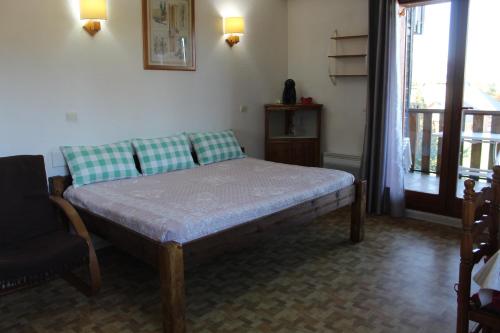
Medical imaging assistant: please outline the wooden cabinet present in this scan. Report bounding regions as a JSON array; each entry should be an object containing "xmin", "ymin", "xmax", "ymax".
[
  {"xmin": 267, "ymin": 140, "xmax": 292, "ymax": 164},
  {"xmin": 265, "ymin": 104, "xmax": 322, "ymax": 167}
]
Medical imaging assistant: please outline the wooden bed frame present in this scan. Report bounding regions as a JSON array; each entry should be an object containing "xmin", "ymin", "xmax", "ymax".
[{"xmin": 49, "ymin": 175, "xmax": 366, "ymax": 333}]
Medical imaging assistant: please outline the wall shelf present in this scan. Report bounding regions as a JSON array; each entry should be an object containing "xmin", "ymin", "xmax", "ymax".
[
  {"xmin": 330, "ymin": 34, "xmax": 368, "ymax": 40},
  {"xmin": 329, "ymin": 74, "xmax": 367, "ymax": 77},
  {"xmin": 328, "ymin": 30, "xmax": 368, "ymax": 84},
  {"xmin": 328, "ymin": 54, "xmax": 367, "ymax": 58}
]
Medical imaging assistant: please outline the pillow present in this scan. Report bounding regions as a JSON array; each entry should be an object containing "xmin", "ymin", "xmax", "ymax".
[
  {"xmin": 61, "ymin": 141, "xmax": 139, "ymax": 188},
  {"xmin": 132, "ymin": 134, "xmax": 196, "ymax": 176},
  {"xmin": 189, "ymin": 130, "xmax": 245, "ymax": 166}
]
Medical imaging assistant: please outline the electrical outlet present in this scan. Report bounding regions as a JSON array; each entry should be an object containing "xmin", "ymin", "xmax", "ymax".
[
  {"xmin": 66, "ymin": 112, "xmax": 78, "ymax": 122},
  {"xmin": 51, "ymin": 151, "xmax": 66, "ymax": 168}
]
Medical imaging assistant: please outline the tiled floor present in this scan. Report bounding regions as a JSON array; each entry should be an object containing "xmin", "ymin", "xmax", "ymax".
[{"xmin": 1, "ymin": 208, "xmax": 464, "ymax": 333}]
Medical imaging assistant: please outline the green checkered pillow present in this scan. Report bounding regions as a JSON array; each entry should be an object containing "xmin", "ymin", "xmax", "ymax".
[
  {"xmin": 132, "ymin": 134, "xmax": 196, "ymax": 176},
  {"xmin": 61, "ymin": 141, "xmax": 139, "ymax": 188},
  {"xmin": 189, "ymin": 130, "xmax": 245, "ymax": 166}
]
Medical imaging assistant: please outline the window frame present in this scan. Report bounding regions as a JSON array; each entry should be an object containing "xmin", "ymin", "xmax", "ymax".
[{"xmin": 398, "ymin": 0, "xmax": 450, "ymax": 8}]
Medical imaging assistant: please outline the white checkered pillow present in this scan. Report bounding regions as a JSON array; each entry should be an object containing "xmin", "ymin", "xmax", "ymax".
[
  {"xmin": 132, "ymin": 134, "xmax": 196, "ymax": 176},
  {"xmin": 189, "ymin": 130, "xmax": 245, "ymax": 166},
  {"xmin": 61, "ymin": 141, "xmax": 139, "ymax": 188}
]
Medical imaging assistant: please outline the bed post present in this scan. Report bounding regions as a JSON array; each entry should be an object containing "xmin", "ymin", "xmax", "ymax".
[
  {"xmin": 159, "ymin": 242, "xmax": 186, "ymax": 333},
  {"xmin": 49, "ymin": 175, "xmax": 70, "ymax": 198},
  {"xmin": 351, "ymin": 180, "xmax": 366, "ymax": 243}
]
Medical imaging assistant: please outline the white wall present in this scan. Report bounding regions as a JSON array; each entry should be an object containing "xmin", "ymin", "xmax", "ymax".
[
  {"xmin": 288, "ymin": 0, "xmax": 368, "ymax": 159},
  {"xmin": 0, "ymin": 0, "xmax": 288, "ymax": 176}
]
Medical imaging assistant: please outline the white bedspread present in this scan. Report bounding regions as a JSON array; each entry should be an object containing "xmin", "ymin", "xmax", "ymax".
[{"xmin": 64, "ymin": 158, "xmax": 355, "ymax": 244}]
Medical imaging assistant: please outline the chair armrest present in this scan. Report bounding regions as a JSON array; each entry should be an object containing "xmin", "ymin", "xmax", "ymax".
[
  {"xmin": 50, "ymin": 196, "xmax": 91, "ymax": 242},
  {"xmin": 50, "ymin": 195, "xmax": 102, "ymax": 295}
]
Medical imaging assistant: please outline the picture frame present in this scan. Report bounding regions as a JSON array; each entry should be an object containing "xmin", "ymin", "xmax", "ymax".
[{"xmin": 142, "ymin": 0, "xmax": 196, "ymax": 71}]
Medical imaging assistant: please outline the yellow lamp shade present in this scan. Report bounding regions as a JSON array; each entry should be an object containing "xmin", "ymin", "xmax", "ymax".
[
  {"xmin": 80, "ymin": 0, "xmax": 108, "ymax": 20},
  {"xmin": 224, "ymin": 17, "xmax": 245, "ymax": 36}
]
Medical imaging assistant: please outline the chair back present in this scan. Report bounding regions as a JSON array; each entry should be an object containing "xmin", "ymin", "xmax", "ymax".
[
  {"xmin": 0, "ymin": 155, "xmax": 58, "ymax": 246},
  {"xmin": 457, "ymin": 166, "xmax": 500, "ymax": 332}
]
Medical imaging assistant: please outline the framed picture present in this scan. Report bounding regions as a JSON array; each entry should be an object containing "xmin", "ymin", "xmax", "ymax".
[{"xmin": 142, "ymin": 0, "xmax": 196, "ymax": 71}]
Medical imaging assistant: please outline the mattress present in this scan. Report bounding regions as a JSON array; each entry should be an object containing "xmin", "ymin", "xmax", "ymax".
[{"xmin": 64, "ymin": 158, "xmax": 355, "ymax": 244}]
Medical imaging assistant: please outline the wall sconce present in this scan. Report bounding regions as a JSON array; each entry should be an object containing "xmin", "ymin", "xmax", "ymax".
[
  {"xmin": 80, "ymin": 0, "xmax": 108, "ymax": 36},
  {"xmin": 224, "ymin": 17, "xmax": 245, "ymax": 47}
]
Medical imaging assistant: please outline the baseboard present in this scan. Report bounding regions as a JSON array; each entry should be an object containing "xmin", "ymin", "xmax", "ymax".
[{"xmin": 405, "ymin": 209, "xmax": 461, "ymax": 228}]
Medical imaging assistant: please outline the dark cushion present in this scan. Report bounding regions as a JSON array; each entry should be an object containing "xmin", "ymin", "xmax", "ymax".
[
  {"xmin": 0, "ymin": 155, "xmax": 60, "ymax": 246},
  {"xmin": 0, "ymin": 231, "xmax": 88, "ymax": 286}
]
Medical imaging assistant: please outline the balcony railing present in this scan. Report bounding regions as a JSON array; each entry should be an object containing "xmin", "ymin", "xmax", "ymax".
[{"xmin": 406, "ymin": 108, "xmax": 500, "ymax": 179}]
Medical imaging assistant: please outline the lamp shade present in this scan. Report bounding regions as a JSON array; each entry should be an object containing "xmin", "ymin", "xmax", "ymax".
[
  {"xmin": 80, "ymin": 0, "xmax": 108, "ymax": 20},
  {"xmin": 224, "ymin": 17, "xmax": 245, "ymax": 35}
]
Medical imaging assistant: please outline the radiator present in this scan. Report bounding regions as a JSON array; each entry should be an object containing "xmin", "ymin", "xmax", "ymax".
[{"xmin": 323, "ymin": 153, "xmax": 361, "ymax": 178}]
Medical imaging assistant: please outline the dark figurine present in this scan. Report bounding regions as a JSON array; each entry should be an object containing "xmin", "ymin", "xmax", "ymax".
[{"xmin": 282, "ymin": 79, "xmax": 297, "ymax": 105}]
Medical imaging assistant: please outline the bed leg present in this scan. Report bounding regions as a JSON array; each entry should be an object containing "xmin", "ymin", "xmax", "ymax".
[
  {"xmin": 351, "ymin": 180, "xmax": 366, "ymax": 243},
  {"xmin": 159, "ymin": 242, "xmax": 186, "ymax": 333}
]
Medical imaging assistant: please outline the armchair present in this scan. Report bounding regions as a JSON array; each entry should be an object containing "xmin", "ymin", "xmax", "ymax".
[{"xmin": 0, "ymin": 155, "xmax": 100, "ymax": 296}]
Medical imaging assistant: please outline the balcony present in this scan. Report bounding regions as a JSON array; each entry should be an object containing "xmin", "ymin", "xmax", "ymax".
[{"xmin": 404, "ymin": 108, "xmax": 500, "ymax": 197}]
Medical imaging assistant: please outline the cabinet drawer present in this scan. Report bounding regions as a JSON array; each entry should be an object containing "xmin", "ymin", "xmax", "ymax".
[
  {"xmin": 267, "ymin": 141, "xmax": 292, "ymax": 164},
  {"xmin": 292, "ymin": 140, "xmax": 319, "ymax": 167},
  {"xmin": 266, "ymin": 139, "xmax": 319, "ymax": 167}
]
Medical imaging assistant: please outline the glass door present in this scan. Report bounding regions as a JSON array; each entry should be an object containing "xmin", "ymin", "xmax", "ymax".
[
  {"xmin": 455, "ymin": 0, "xmax": 500, "ymax": 198},
  {"xmin": 402, "ymin": 1, "xmax": 452, "ymax": 213},
  {"xmin": 403, "ymin": 2, "xmax": 451, "ymax": 194},
  {"xmin": 402, "ymin": 0, "xmax": 490, "ymax": 216},
  {"xmin": 400, "ymin": 0, "xmax": 498, "ymax": 216}
]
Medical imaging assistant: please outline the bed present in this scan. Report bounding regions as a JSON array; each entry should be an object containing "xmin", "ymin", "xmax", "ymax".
[{"xmin": 49, "ymin": 157, "xmax": 366, "ymax": 333}]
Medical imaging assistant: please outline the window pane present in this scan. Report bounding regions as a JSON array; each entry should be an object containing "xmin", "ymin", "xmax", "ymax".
[
  {"xmin": 408, "ymin": 3, "xmax": 451, "ymax": 110},
  {"xmin": 456, "ymin": 0, "xmax": 500, "ymax": 198},
  {"xmin": 403, "ymin": 3, "xmax": 451, "ymax": 195},
  {"xmin": 462, "ymin": 0, "xmax": 500, "ymax": 112}
]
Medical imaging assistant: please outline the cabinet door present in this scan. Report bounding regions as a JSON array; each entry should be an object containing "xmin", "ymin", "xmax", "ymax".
[
  {"xmin": 292, "ymin": 140, "xmax": 319, "ymax": 167},
  {"xmin": 268, "ymin": 141, "xmax": 292, "ymax": 164}
]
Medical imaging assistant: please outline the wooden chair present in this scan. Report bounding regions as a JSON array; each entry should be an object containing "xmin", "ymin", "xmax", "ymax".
[
  {"xmin": 0, "ymin": 155, "xmax": 101, "ymax": 296},
  {"xmin": 457, "ymin": 166, "xmax": 500, "ymax": 333}
]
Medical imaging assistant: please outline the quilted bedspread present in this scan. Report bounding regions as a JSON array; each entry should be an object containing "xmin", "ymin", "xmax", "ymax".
[{"xmin": 64, "ymin": 158, "xmax": 355, "ymax": 244}]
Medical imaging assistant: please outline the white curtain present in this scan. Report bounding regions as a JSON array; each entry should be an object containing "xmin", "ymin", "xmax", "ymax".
[{"xmin": 385, "ymin": 7, "xmax": 405, "ymax": 217}]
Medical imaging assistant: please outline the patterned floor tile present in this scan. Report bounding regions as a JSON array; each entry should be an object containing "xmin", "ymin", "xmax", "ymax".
[{"xmin": 0, "ymin": 208, "xmax": 460, "ymax": 332}]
